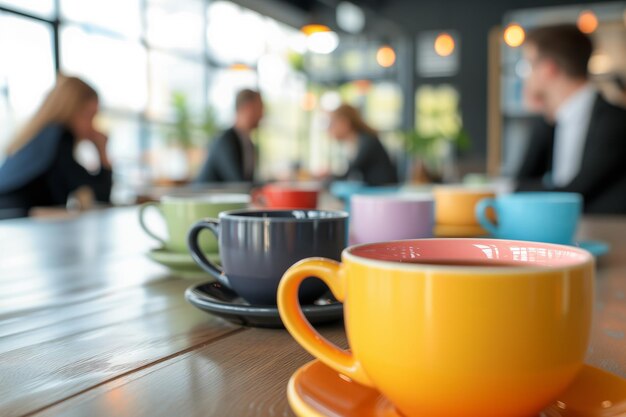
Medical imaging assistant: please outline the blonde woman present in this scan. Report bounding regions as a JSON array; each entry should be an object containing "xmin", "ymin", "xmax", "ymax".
[
  {"xmin": 0, "ymin": 75, "xmax": 112, "ymax": 219},
  {"xmin": 328, "ymin": 104, "xmax": 398, "ymax": 186}
]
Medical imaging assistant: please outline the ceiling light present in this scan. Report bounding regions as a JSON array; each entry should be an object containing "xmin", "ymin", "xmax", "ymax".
[
  {"xmin": 376, "ymin": 45, "xmax": 396, "ymax": 67},
  {"xmin": 577, "ymin": 10, "xmax": 599, "ymax": 34},
  {"xmin": 336, "ymin": 2, "xmax": 365, "ymax": 34},
  {"xmin": 503, "ymin": 23, "xmax": 525, "ymax": 48},
  {"xmin": 434, "ymin": 33, "xmax": 455, "ymax": 57},
  {"xmin": 306, "ymin": 31, "xmax": 339, "ymax": 54}
]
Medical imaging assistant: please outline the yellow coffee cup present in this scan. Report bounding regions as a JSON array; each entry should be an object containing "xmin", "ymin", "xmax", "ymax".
[
  {"xmin": 278, "ymin": 239, "xmax": 594, "ymax": 417},
  {"xmin": 433, "ymin": 185, "xmax": 495, "ymax": 226}
]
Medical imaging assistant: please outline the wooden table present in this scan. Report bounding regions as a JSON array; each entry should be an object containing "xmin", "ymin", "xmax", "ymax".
[{"xmin": 1, "ymin": 208, "xmax": 624, "ymax": 417}]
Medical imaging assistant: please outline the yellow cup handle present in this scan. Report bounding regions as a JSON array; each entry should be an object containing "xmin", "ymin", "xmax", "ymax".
[{"xmin": 277, "ymin": 258, "xmax": 374, "ymax": 387}]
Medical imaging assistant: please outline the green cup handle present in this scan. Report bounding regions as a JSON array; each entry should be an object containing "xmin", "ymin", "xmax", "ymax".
[
  {"xmin": 138, "ymin": 202, "xmax": 167, "ymax": 246},
  {"xmin": 475, "ymin": 198, "xmax": 499, "ymax": 236}
]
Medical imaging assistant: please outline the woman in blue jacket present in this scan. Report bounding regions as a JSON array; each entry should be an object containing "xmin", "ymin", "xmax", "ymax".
[{"xmin": 0, "ymin": 75, "xmax": 112, "ymax": 219}]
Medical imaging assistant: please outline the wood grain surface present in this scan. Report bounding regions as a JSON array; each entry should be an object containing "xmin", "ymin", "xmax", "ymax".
[
  {"xmin": 0, "ymin": 209, "xmax": 238, "ymax": 417},
  {"xmin": 35, "ymin": 327, "xmax": 348, "ymax": 417},
  {"xmin": 0, "ymin": 208, "xmax": 624, "ymax": 417}
]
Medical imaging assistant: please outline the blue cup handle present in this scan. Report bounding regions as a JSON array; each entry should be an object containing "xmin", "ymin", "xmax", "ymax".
[
  {"xmin": 475, "ymin": 198, "xmax": 498, "ymax": 236},
  {"xmin": 187, "ymin": 219, "xmax": 230, "ymax": 287}
]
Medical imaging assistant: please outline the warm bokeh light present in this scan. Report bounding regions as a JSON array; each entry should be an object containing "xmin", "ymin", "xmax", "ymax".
[
  {"xmin": 376, "ymin": 45, "xmax": 396, "ymax": 68},
  {"xmin": 229, "ymin": 63, "xmax": 252, "ymax": 71},
  {"xmin": 301, "ymin": 24, "xmax": 339, "ymax": 54},
  {"xmin": 301, "ymin": 91, "xmax": 317, "ymax": 111},
  {"xmin": 588, "ymin": 53, "xmax": 613, "ymax": 75},
  {"xmin": 306, "ymin": 31, "xmax": 339, "ymax": 54},
  {"xmin": 434, "ymin": 33, "xmax": 455, "ymax": 57},
  {"xmin": 353, "ymin": 79, "xmax": 372, "ymax": 93},
  {"xmin": 577, "ymin": 10, "xmax": 599, "ymax": 34},
  {"xmin": 300, "ymin": 24, "xmax": 331, "ymax": 36},
  {"xmin": 503, "ymin": 23, "xmax": 525, "ymax": 48}
]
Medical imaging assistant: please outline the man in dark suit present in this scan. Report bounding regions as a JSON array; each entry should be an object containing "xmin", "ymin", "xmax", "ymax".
[
  {"xmin": 516, "ymin": 24, "xmax": 626, "ymax": 214},
  {"xmin": 196, "ymin": 89, "xmax": 263, "ymax": 183}
]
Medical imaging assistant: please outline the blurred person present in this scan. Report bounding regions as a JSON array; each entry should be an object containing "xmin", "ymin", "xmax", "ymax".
[
  {"xmin": 196, "ymin": 89, "xmax": 263, "ymax": 183},
  {"xmin": 0, "ymin": 75, "xmax": 112, "ymax": 219},
  {"xmin": 328, "ymin": 104, "xmax": 398, "ymax": 186},
  {"xmin": 516, "ymin": 24, "xmax": 626, "ymax": 213}
]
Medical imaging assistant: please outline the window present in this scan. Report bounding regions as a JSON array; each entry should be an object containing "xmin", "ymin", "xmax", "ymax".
[
  {"xmin": 148, "ymin": 52, "xmax": 205, "ymax": 122},
  {"xmin": 146, "ymin": 0, "xmax": 204, "ymax": 57},
  {"xmin": 0, "ymin": 13, "xmax": 55, "ymax": 153},
  {"xmin": 0, "ymin": 0, "xmax": 310, "ymax": 198},
  {"xmin": 97, "ymin": 113, "xmax": 143, "ymax": 182},
  {"xmin": 365, "ymin": 82, "xmax": 403, "ymax": 132},
  {"xmin": 206, "ymin": 1, "xmax": 266, "ymax": 66},
  {"xmin": 207, "ymin": 68, "xmax": 258, "ymax": 126},
  {"xmin": 0, "ymin": 0, "xmax": 55, "ymax": 19},
  {"xmin": 60, "ymin": 0, "xmax": 142, "ymax": 39},
  {"xmin": 60, "ymin": 26, "xmax": 148, "ymax": 113}
]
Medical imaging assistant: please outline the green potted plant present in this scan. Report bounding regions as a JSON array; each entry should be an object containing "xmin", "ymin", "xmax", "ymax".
[
  {"xmin": 160, "ymin": 91, "xmax": 220, "ymax": 182},
  {"xmin": 404, "ymin": 86, "xmax": 471, "ymax": 183}
]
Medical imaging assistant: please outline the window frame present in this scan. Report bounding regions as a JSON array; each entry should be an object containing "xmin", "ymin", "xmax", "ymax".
[{"xmin": 0, "ymin": 0, "xmax": 241, "ymax": 172}]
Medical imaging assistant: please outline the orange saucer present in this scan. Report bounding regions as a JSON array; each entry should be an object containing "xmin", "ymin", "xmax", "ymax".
[{"xmin": 288, "ymin": 359, "xmax": 626, "ymax": 417}]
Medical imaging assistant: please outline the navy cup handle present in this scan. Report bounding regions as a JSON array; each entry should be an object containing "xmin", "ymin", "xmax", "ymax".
[{"xmin": 187, "ymin": 219, "xmax": 230, "ymax": 287}]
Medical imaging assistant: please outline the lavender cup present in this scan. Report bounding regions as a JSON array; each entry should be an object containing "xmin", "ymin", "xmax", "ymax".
[{"xmin": 350, "ymin": 194, "xmax": 434, "ymax": 245}]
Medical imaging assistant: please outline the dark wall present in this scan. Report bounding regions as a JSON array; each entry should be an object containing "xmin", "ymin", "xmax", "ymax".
[{"xmin": 379, "ymin": 0, "xmax": 606, "ymax": 161}]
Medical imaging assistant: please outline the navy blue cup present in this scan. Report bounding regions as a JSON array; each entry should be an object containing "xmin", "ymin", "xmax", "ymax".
[{"xmin": 188, "ymin": 209, "xmax": 348, "ymax": 306}]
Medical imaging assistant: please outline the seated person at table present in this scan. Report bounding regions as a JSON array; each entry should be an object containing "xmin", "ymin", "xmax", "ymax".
[
  {"xmin": 0, "ymin": 75, "xmax": 112, "ymax": 219},
  {"xmin": 516, "ymin": 24, "xmax": 626, "ymax": 214},
  {"xmin": 196, "ymin": 89, "xmax": 263, "ymax": 183},
  {"xmin": 328, "ymin": 104, "xmax": 398, "ymax": 186}
]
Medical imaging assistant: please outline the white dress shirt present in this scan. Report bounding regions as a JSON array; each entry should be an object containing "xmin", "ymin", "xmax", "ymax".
[{"xmin": 552, "ymin": 84, "xmax": 596, "ymax": 187}]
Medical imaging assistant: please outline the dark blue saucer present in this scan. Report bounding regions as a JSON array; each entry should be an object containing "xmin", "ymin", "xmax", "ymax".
[{"xmin": 185, "ymin": 282, "xmax": 343, "ymax": 329}]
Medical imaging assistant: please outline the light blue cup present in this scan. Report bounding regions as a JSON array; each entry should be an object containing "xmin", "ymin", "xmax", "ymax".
[
  {"xmin": 475, "ymin": 192, "xmax": 583, "ymax": 244},
  {"xmin": 330, "ymin": 181, "xmax": 400, "ymax": 213}
]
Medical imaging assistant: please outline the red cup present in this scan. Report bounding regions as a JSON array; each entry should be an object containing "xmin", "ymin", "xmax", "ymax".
[{"xmin": 252, "ymin": 184, "xmax": 319, "ymax": 209}]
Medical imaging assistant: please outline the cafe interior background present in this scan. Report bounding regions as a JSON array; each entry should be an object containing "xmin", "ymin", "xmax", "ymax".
[{"xmin": 0, "ymin": 0, "xmax": 625, "ymax": 203}]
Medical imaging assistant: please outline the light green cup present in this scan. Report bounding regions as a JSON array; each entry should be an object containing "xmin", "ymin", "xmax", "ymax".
[{"xmin": 138, "ymin": 194, "xmax": 250, "ymax": 253}]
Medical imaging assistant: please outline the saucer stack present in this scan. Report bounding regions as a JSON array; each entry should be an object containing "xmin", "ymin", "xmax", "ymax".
[{"xmin": 432, "ymin": 186, "xmax": 495, "ymax": 238}]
